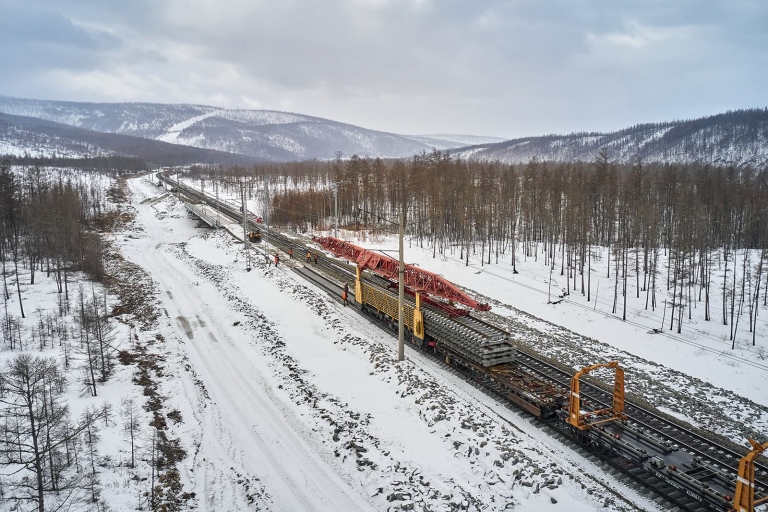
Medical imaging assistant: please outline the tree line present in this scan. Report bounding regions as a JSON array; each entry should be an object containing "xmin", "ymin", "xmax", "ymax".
[
  {"xmin": 0, "ymin": 160, "xmax": 129, "ymax": 510},
  {"xmin": 1, "ymin": 160, "xmax": 107, "ymax": 322},
  {"xmin": 188, "ymin": 150, "xmax": 768, "ymax": 347}
]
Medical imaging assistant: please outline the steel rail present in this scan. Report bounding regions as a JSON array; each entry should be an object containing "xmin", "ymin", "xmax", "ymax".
[
  {"xmin": 514, "ymin": 349, "xmax": 768, "ymax": 487},
  {"xmin": 159, "ymin": 172, "xmax": 767, "ymax": 502}
]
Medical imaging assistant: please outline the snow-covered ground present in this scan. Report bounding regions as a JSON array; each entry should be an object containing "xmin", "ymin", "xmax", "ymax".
[
  {"xmin": 3, "ymin": 172, "xmax": 766, "ymax": 511},
  {"xmin": 324, "ymin": 231, "xmax": 768, "ymax": 442},
  {"xmin": 123, "ymin": 176, "xmax": 667, "ymax": 510}
]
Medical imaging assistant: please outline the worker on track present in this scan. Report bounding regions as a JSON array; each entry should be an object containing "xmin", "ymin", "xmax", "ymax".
[
  {"xmin": 274, "ymin": 253, "xmax": 280, "ymax": 266},
  {"xmin": 288, "ymin": 248, "xmax": 293, "ymax": 259},
  {"xmin": 313, "ymin": 253, "xmax": 318, "ymax": 264},
  {"xmin": 306, "ymin": 251, "xmax": 312, "ymax": 263},
  {"xmin": 343, "ymin": 283, "xmax": 349, "ymax": 306}
]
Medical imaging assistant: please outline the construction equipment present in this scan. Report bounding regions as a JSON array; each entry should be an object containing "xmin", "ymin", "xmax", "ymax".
[
  {"xmin": 313, "ymin": 236, "xmax": 490, "ymax": 313},
  {"xmin": 732, "ymin": 439, "xmax": 768, "ymax": 512},
  {"xmin": 248, "ymin": 230, "xmax": 262, "ymax": 243},
  {"xmin": 567, "ymin": 361, "xmax": 626, "ymax": 430}
]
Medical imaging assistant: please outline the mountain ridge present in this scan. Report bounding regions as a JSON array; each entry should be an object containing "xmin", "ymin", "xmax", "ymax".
[
  {"xmin": 0, "ymin": 95, "xmax": 766, "ymax": 166},
  {"xmin": 450, "ymin": 108, "xmax": 768, "ymax": 167},
  {"xmin": 0, "ymin": 111, "xmax": 262, "ymax": 166},
  {"xmin": 0, "ymin": 96, "xmax": 502, "ymax": 162}
]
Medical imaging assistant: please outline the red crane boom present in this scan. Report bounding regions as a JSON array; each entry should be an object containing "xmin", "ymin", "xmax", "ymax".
[{"xmin": 313, "ymin": 236, "xmax": 490, "ymax": 312}]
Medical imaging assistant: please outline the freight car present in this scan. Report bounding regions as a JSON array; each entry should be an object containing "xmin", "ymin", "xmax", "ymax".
[
  {"xmin": 158, "ymin": 174, "xmax": 767, "ymax": 512},
  {"xmin": 355, "ymin": 268, "xmax": 562, "ymax": 416},
  {"xmin": 358, "ymin": 272, "xmax": 767, "ymax": 511},
  {"xmin": 313, "ymin": 237, "xmax": 767, "ymax": 512}
]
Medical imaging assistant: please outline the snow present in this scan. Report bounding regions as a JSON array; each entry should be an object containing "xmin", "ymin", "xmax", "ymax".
[
  {"xmin": 176, "ymin": 173, "xmax": 768, "ymax": 443},
  {"xmin": 156, "ymin": 110, "xmax": 224, "ymax": 144},
  {"xmin": 311, "ymin": 234, "xmax": 768, "ymax": 444},
  {"xmin": 218, "ymin": 109, "xmax": 313, "ymax": 126},
  {"xmin": 116, "ymin": 177, "xmax": 662, "ymax": 510},
  {"xmin": 129, "ymin": 235, "xmax": 375, "ymax": 511},
  {"xmin": 2, "ymin": 171, "xmax": 765, "ymax": 511},
  {"xmin": 0, "ymin": 132, "xmax": 104, "ymax": 158},
  {"xmin": 382, "ymin": 244, "xmax": 768, "ymax": 405}
]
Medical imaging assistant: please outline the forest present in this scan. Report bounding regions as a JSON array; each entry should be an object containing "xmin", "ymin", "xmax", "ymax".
[
  {"xmin": 186, "ymin": 149, "xmax": 768, "ymax": 345},
  {"xmin": 0, "ymin": 161, "xmax": 182, "ymax": 511}
]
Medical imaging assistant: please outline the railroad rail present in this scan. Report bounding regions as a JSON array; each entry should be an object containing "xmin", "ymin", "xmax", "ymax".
[
  {"xmin": 157, "ymin": 172, "xmax": 767, "ymax": 512},
  {"xmin": 518, "ymin": 350, "xmax": 768, "ymax": 481}
]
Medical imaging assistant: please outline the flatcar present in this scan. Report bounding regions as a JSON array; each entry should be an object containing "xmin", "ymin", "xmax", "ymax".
[
  {"xmin": 346, "ymin": 257, "xmax": 767, "ymax": 512},
  {"xmin": 158, "ymin": 172, "xmax": 767, "ymax": 512}
]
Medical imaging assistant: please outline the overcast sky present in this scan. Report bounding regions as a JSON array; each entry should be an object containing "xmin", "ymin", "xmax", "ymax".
[{"xmin": 0, "ymin": 0, "xmax": 766, "ymax": 138}]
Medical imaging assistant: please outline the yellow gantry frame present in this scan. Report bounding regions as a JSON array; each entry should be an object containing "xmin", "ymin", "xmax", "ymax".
[
  {"xmin": 355, "ymin": 265, "xmax": 424, "ymax": 342},
  {"xmin": 567, "ymin": 361, "xmax": 626, "ymax": 430},
  {"xmin": 732, "ymin": 438, "xmax": 768, "ymax": 512},
  {"xmin": 355, "ymin": 266, "xmax": 363, "ymax": 305},
  {"xmin": 413, "ymin": 292, "xmax": 425, "ymax": 341}
]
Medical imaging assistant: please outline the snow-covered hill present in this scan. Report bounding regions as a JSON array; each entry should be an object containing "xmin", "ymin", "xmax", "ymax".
[
  {"xmin": 0, "ymin": 96, "xmax": 497, "ymax": 161},
  {"xmin": 2, "ymin": 96, "xmax": 766, "ymax": 165},
  {"xmin": 0, "ymin": 112, "xmax": 262, "ymax": 166},
  {"xmin": 452, "ymin": 109, "xmax": 768, "ymax": 166}
]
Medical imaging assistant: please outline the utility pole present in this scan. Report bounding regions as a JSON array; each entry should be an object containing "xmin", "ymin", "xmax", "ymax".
[
  {"xmin": 398, "ymin": 208, "xmax": 405, "ymax": 362},
  {"xmin": 240, "ymin": 182, "xmax": 251, "ymax": 271},
  {"xmin": 215, "ymin": 178, "xmax": 220, "ymax": 228},
  {"xmin": 357, "ymin": 205, "xmax": 407, "ymax": 362},
  {"xmin": 264, "ymin": 177, "xmax": 270, "ymax": 257},
  {"xmin": 548, "ymin": 266, "xmax": 553, "ymax": 303},
  {"xmin": 334, "ymin": 183, "xmax": 339, "ymax": 238}
]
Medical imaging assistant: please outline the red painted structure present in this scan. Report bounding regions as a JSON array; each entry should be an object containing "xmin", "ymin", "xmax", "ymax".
[{"xmin": 313, "ymin": 236, "xmax": 490, "ymax": 312}]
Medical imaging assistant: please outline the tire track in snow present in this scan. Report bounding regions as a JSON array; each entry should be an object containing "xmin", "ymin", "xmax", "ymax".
[{"xmin": 133, "ymin": 227, "xmax": 376, "ymax": 512}]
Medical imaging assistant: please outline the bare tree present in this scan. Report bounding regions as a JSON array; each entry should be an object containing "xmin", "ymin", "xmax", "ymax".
[
  {"xmin": 0, "ymin": 354, "xmax": 89, "ymax": 511},
  {"xmin": 121, "ymin": 397, "xmax": 141, "ymax": 468}
]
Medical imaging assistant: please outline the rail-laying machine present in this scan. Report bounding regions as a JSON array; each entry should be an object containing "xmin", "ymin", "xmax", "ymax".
[
  {"xmin": 313, "ymin": 236, "xmax": 767, "ymax": 512},
  {"xmin": 159, "ymin": 173, "xmax": 765, "ymax": 512}
]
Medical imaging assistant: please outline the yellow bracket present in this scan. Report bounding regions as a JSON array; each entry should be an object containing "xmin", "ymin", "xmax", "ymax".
[
  {"xmin": 732, "ymin": 438, "xmax": 768, "ymax": 512},
  {"xmin": 355, "ymin": 266, "xmax": 363, "ymax": 305},
  {"xmin": 567, "ymin": 361, "xmax": 625, "ymax": 431},
  {"xmin": 413, "ymin": 292, "xmax": 425, "ymax": 341}
]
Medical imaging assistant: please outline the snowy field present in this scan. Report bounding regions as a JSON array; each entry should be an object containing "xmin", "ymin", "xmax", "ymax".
[
  {"xmin": 323, "ymin": 227, "xmax": 768, "ymax": 442},
  {"xmin": 124, "ymin": 176, "xmax": 665, "ymax": 510},
  {"xmin": 2, "ymin": 172, "xmax": 766, "ymax": 511}
]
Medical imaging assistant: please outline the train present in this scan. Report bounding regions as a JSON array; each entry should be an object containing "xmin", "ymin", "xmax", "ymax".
[
  {"xmin": 313, "ymin": 236, "xmax": 767, "ymax": 512},
  {"xmin": 159, "ymin": 172, "xmax": 767, "ymax": 512}
]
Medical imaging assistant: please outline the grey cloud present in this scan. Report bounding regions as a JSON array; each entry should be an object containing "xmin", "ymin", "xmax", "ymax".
[
  {"xmin": 0, "ymin": 0, "xmax": 765, "ymax": 137},
  {"xmin": 0, "ymin": 7, "xmax": 122, "ymax": 70}
]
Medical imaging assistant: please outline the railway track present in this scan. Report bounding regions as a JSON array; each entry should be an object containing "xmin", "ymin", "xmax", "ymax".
[
  {"xmin": 160, "ymin": 173, "xmax": 767, "ymax": 511},
  {"xmin": 296, "ymin": 272, "xmax": 688, "ymax": 510},
  {"xmin": 516, "ymin": 351, "xmax": 768, "ymax": 487},
  {"xmin": 262, "ymin": 224, "xmax": 768, "ymax": 508}
]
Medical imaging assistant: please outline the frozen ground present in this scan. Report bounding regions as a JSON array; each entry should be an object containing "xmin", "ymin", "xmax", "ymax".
[
  {"xmin": 321, "ymin": 230, "xmax": 768, "ymax": 443},
  {"xmin": 3, "ymin": 171, "xmax": 765, "ymax": 511},
  {"xmin": 121, "ymin": 176, "xmax": 670, "ymax": 510}
]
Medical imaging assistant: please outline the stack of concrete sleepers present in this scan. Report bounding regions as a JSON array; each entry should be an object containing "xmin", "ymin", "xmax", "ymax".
[{"xmin": 423, "ymin": 309, "xmax": 516, "ymax": 367}]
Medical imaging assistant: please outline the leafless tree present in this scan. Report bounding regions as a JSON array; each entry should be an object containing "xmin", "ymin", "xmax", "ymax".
[
  {"xmin": 121, "ymin": 397, "xmax": 141, "ymax": 468},
  {"xmin": 0, "ymin": 354, "xmax": 97, "ymax": 511}
]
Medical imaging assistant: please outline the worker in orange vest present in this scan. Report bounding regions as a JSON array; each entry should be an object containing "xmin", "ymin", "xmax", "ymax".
[
  {"xmin": 306, "ymin": 251, "xmax": 312, "ymax": 263},
  {"xmin": 274, "ymin": 253, "xmax": 280, "ymax": 266},
  {"xmin": 342, "ymin": 283, "xmax": 349, "ymax": 305},
  {"xmin": 288, "ymin": 248, "xmax": 293, "ymax": 259}
]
